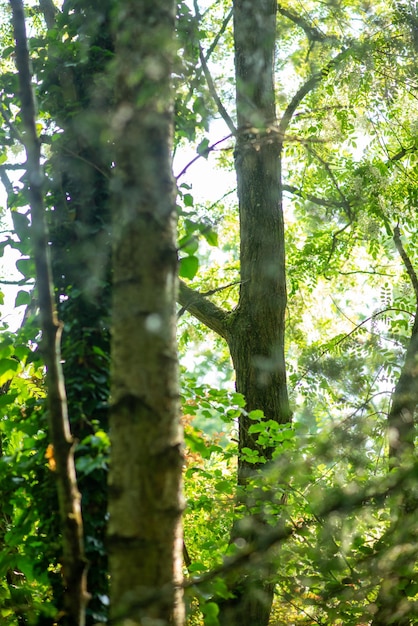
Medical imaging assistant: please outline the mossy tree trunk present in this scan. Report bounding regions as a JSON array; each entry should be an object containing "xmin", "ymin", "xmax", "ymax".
[{"xmin": 108, "ymin": 2, "xmax": 184, "ymax": 625}]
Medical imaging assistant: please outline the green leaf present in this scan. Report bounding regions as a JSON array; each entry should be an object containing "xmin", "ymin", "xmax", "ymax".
[
  {"xmin": 231, "ymin": 392, "xmax": 246, "ymax": 407},
  {"xmin": 16, "ymin": 257, "xmax": 36, "ymax": 280},
  {"xmin": 11, "ymin": 211, "xmax": 30, "ymax": 243},
  {"xmin": 179, "ymin": 255, "xmax": 198, "ymax": 279},
  {"xmin": 248, "ymin": 409, "xmax": 264, "ymax": 420},
  {"xmin": 248, "ymin": 423, "xmax": 265, "ymax": 433},
  {"xmin": 0, "ymin": 393, "xmax": 18, "ymax": 407},
  {"xmin": 197, "ymin": 138, "xmax": 210, "ymax": 157},
  {"xmin": 202, "ymin": 601, "xmax": 219, "ymax": 626},
  {"xmin": 203, "ymin": 227, "xmax": 218, "ymax": 247},
  {"xmin": 15, "ymin": 290, "xmax": 31, "ymax": 307},
  {"xmin": 179, "ymin": 235, "xmax": 199, "ymax": 255},
  {"xmin": 0, "ymin": 359, "xmax": 19, "ymax": 386},
  {"xmin": 215, "ymin": 479, "xmax": 232, "ymax": 493}
]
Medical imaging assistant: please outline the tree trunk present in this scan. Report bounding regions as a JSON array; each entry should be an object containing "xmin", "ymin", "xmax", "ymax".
[
  {"xmin": 371, "ymin": 227, "xmax": 418, "ymax": 626},
  {"xmin": 108, "ymin": 2, "xmax": 184, "ymax": 625},
  {"xmin": 231, "ymin": 0, "xmax": 291, "ymax": 481},
  {"xmin": 218, "ymin": 1, "xmax": 291, "ymax": 624}
]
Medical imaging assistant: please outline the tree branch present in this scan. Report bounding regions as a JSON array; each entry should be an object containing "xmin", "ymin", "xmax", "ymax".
[
  {"xmin": 305, "ymin": 145, "xmax": 353, "ymax": 219},
  {"xmin": 370, "ymin": 228, "xmax": 418, "ymax": 622},
  {"xmin": 295, "ymin": 307, "xmax": 413, "ymax": 389},
  {"xmin": 178, "ymin": 280, "xmax": 230, "ymax": 340},
  {"xmin": 193, "ymin": 0, "xmax": 236, "ymax": 134},
  {"xmin": 393, "ymin": 225, "xmax": 418, "ymax": 319},
  {"xmin": 389, "ymin": 145, "xmax": 416, "ymax": 162},
  {"xmin": 39, "ymin": 0, "xmax": 57, "ymax": 29},
  {"xmin": 1, "ymin": 102, "xmax": 23, "ymax": 144},
  {"xmin": 204, "ymin": 7, "xmax": 233, "ymax": 61},
  {"xmin": 278, "ymin": 48, "xmax": 352, "ymax": 139},
  {"xmin": 282, "ymin": 183, "xmax": 346, "ymax": 209},
  {"xmin": 175, "ymin": 133, "xmax": 233, "ymax": 179},
  {"xmin": 0, "ymin": 167, "xmax": 14, "ymax": 200},
  {"xmin": 277, "ymin": 3, "xmax": 337, "ymax": 44},
  {"xmin": 107, "ymin": 462, "xmax": 416, "ymax": 625}
]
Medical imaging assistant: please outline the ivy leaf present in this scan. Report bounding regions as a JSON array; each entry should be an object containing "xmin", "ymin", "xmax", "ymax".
[
  {"xmin": 15, "ymin": 290, "xmax": 31, "ymax": 307},
  {"xmin": 15, "ymin": 257, "xmax": 36, "ymax": 280},
  {"xmin": 11, "ymin": 211, "xmax": 31, "ymax": 243},
  {"xmin": 202, "ymin": 601, "xmax": 220, "ymax": 626}
]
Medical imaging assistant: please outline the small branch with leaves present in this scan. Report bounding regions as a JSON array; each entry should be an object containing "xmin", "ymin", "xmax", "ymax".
[{"xmin": 175, "ymin": 133, "xmax": 233, "ymax": 180}]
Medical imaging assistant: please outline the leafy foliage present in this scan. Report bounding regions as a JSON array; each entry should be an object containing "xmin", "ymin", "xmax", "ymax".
[{"xmin": 1, "ymin": 0, "xmax": 418, "ymax": 624}]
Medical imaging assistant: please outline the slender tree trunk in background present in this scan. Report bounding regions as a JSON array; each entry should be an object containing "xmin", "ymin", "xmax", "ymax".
[
  {"xmin": 9, "ymin": 2, "xmax": 88, "ymax": 625},
  {"xmin": 371, "ymin": 228, "xmax": 418, "ymax": 626},
  {"xmin": 218, "ymin": 1, "xmax": 291, "ymax": 624},
  {"xmin": 108, "ymin": 2, "xmax": 184, "ymax": 625}
]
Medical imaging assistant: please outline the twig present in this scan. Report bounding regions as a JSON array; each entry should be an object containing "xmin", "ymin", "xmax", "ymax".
[
  {"xmin": 282, "ymin": 183, "xmax": 346, "ymax": 209},
  {"xmin": 107, "ymin": 464, "xmax": 417, "ymax": 625},
  {"xmin": 0, "ymin": 278, "xmax": 35, "ymax": 285},
  {"xmin": 193, "ymin": 0, "xmax": 236, "ymax": 134},
  {"xmin": 175, "ymin": 133, "xmax": 233, "ymax": 179},
  {"xmin": 294, "ymin": 307, "xmax": 415, "ymax": 389},
  {"xmin": 278, "ymin": 47, "xmax": 354, "ymax": 140},
  {"xmin": 204, "ymin": 7, "xmax": 233, "ymax": 61},
  {"xmin": 0, "ymin": 103, "xmax": 23, "ymax": 144},
  {"xmin": 200, "ymin": 279, "xmax": 241, "ymax": 297},
  {"xmin": 62, "ymin": 146, "xmax": 110, "ymax": 179},
  {"xmin": 0, "ymin": 168, "xmax": 14, "ymax": 199},
  {"xmin": 178, "ymin": 279, "xmax": 240, "ymax": 317},
  {"xmin": 305, "ymin": 145, "xmax": 352, "ymax": 220},
  {"xmin": 277, "ymin": 3, "xmax": 335, "ymax": 44}
]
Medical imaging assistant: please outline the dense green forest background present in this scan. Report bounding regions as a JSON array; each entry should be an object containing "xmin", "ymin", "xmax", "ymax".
[{"xmin": 1, "ymin": 0, "xmax": 418, "ymax": 624}]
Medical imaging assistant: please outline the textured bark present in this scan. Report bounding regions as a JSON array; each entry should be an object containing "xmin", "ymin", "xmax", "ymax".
[
  {"xmin": 9, "ymin": 2, "xmax": 88, "ymax": 625},
  {"xmin": 231, "ymin": 0, "xmax": 291, "ymax": 478},
  {"xmin": 217, "ymin": 1, "xmax": 291, "ymax": 624},
  {"xmin": 108, "ymin": 2, "xmax": 184, "ymax": 625}
]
